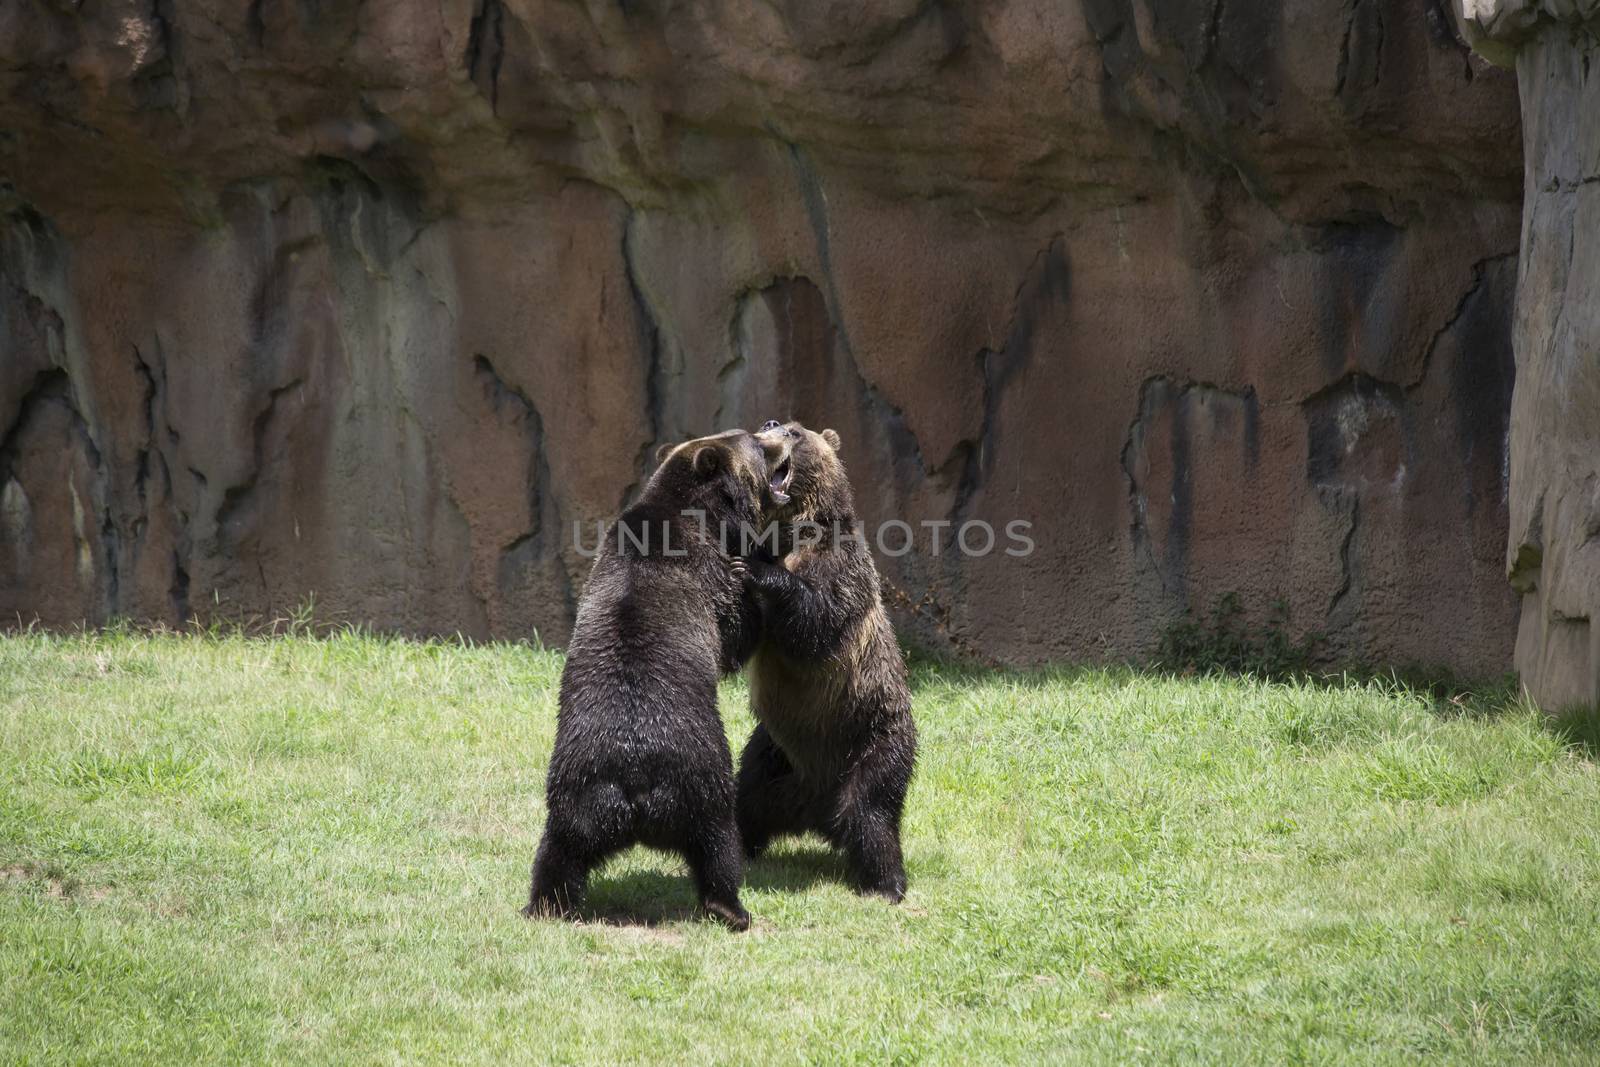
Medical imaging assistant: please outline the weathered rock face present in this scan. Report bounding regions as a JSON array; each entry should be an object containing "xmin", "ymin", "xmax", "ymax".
[
  {"xmin": 1457, "ymin": 1, "xmax": 1600, "ymax": 707},
  {"xmin": 1, "ymin": 1, "xmax": 1525, "ymax": 671}
]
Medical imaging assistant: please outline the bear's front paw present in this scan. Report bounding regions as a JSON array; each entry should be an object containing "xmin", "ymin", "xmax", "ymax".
[
  {"xmin": 745, "ymin": 557, "xmax": 787, "ymax": 587},
  {"xmin": 729, "ymin": 556, "xmax": 751, "ymax": 586}
]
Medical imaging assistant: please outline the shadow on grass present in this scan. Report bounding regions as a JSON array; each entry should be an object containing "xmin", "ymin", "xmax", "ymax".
[
  {"xmin": 576, "ymin": 870, "xmax": 702, "ymax": 927},
  {"xmin": 904, "ymin": 648, "xmax": 1526, "ymax": 718},
  {"xmin": 1549, "ymin": 704, "xmax": 1600, "ymax": 758},
  {"xmin": 905, "ymin": 649, "xmax": 1600, "ymax": 766},
  {"xmin": 543, "ymin": 843, "xmax": 852, "ymax": 928},
  {"xmin": 745, "ymin": 844, "xmax": 850, "ymax": 894}
]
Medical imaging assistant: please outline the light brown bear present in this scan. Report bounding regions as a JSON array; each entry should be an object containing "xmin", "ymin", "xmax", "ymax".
[{"xmin": 734, "ymin": 420, "xmax": 916, "ymax": 901}]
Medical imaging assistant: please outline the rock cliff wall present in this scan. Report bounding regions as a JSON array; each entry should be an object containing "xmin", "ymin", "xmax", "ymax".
[
  {"xmin": 1, "ymin": 1, "xmax": 1525, "ymax": 670},
  {"xmin": 1457, "ymin": 0, "xmax": 1600, "ymax": 706}
]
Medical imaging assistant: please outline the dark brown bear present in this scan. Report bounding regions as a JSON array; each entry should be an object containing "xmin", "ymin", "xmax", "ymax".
[
  {"xmin": 526, "ymin": 429, "xmax": 773, "ymax": 930},
  {"xmin": 735, "ymin": 420, "xmax": 917, "ymax": 901}
]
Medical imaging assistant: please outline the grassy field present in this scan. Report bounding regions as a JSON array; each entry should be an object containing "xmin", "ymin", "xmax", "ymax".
[{"xmin": 2, "ymin": 630, "xmax": 1598, "ymax": 1064}]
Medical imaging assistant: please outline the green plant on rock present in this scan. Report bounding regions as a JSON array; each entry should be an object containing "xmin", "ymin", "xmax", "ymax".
[{"xmin": 1157, "ymin": 592, "xmax": 1323, "ymax": 679}]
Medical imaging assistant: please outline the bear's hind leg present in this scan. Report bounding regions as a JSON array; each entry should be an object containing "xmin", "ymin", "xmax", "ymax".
[
  {"xmin": 683, "ymin": 817, "xmax": 751, "ymax": 932},
  {"xmin": 525, "ymin": 829, "xmax": 595, "ymax": 918},
  {"xmin": 526, "ymin": 787, "xmax": 632, "ymax": 919},
  {"xmin": 835, "ymin": 809, "xmax": 906, "ymax": 903},
  {"xmin": 735, "ymin": 724, "xmax": 816, "ymax": 859},
  {"xmin": 831, "ymin": 734, "xmax": 914, "ymax": 903}
]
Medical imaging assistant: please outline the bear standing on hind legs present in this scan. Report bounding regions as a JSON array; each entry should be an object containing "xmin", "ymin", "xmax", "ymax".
[
  {"xmin": 526, "ymin": 430, "xmax": 775, "ymax": 931},
  {"xmin": 736, "ymin": 420, "xmax": 917, "ymax": 901}
]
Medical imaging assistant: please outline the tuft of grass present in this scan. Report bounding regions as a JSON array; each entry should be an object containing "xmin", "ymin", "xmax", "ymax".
[
  {"xmin": 54, "ymin": 746, "xmax": 208, "ymax": 799},
  {"xmin": 0, "ymin": 631, "xmax": 1597, "ymax": 1064}
]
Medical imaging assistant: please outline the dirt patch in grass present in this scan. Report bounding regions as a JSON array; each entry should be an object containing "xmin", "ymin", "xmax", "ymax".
[
  {"xmin": 1, "ymin": 864, "xmax": 110, "ymax": 902},
  {"xmin": 579, "ymin": 919, "xmax": 690, "ymax": 947}
]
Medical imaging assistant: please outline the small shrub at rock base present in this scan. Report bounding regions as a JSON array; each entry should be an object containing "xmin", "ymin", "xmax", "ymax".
[{"xmin": 1156, "ymin": 593, "xmax": 1323, "ymax": 679}]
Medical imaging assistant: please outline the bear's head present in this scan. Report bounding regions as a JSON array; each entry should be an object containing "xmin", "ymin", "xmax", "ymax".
[
  {"xmin": 651, "ymin": 429, "xmax": 771, "ymax": 535},
  {"xmin": 755, "ymin": 420, "xmax": 853, "ymax": 527}
]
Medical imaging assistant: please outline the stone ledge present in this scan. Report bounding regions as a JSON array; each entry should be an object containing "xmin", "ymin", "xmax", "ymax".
[{"xmin": 1455, "ymin": 0, "xmax": 1600, "ymax": 66}]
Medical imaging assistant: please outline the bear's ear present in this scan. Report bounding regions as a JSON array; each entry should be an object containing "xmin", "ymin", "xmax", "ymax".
[
  {"xmin": 821, "ymin": 428, "xmax": 842, "ymax": 450},
  {"xmin": 655, "ymin": 442, "xmax": 675, "ymax": 466},
  {"xmin": 692, "ymin": 445, "xmax": 724, "ymax": 479}
]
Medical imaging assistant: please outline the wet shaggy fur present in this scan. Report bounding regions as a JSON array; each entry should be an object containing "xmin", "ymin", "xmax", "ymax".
[
  {"xmin": 526, "ymin": 430, "xmax": 769, "ymax": 931},
  {"xmin": 738, "ymin": 422, "xmax": 917, "ymax": 901}
]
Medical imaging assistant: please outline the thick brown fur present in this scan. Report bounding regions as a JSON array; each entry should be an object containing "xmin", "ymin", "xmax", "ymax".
[
  {"xmin": 526, "ymin": 430, "xmax": 769, "ymax": 930},
  {"xmin": 737, "ymin": 421, "xmax": 917, "ymax": 901}
]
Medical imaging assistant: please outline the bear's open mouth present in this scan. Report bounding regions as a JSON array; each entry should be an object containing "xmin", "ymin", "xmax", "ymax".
[{"xmin": 768, "ymin": 458, "xmax": 793, "ymax": 506}]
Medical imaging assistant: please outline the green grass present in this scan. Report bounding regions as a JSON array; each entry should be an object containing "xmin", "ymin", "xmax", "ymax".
[{"xmin": 2, "ymin": 631, "xmax": 1598, "ymax": 1065}]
